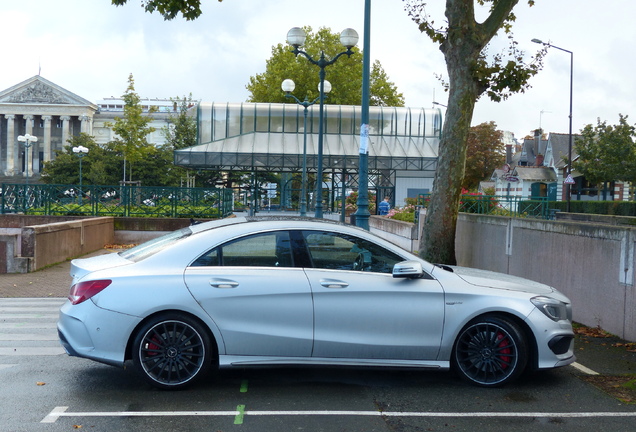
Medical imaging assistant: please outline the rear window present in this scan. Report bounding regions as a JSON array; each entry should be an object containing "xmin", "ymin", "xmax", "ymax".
[{"xmin": 119, "ymin": 227, "xmax": 193, "ymax": 262}]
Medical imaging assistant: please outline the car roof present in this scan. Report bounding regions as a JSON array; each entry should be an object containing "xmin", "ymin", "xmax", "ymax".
[
  {"xmin": 188, "ymin": 216, "xmax": 412, "ymax": 256},
  {"xmin": 190, "ymin": 216, "xmax": 360, "ymax": 234}
]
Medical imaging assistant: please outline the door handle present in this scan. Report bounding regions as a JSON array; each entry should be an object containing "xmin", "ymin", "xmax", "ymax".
[
  {"xmin": 319, "ymin": 279, "xmax": 349, "ymax": 289},
  {"xmin": 209, "ymin": 278, "xmax": 239, "ymax": 289}
]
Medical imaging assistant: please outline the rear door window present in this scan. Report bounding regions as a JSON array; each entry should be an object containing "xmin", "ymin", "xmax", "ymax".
[{"xmin": 191, "ymin": 231, "xmax": 293, "ymax": 267}]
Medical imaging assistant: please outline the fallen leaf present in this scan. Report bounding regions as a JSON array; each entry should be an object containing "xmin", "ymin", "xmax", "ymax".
[{"xmin": 36, "ymin": 382, "xmax": 46, "ymax": 386}]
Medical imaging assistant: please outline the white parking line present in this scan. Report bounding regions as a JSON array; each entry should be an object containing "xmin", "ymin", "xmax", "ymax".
[
  {"xmin": 571, "ymin": 362, "xmax": 600, "ymax": 375},
  {"xmin": 41, "ymin": 406, "xmax": 636, "ymax": 423}
]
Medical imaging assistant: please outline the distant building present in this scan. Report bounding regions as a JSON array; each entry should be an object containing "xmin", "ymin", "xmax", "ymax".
[
  {"xmin": 491, "ymin": 131, "xmax": 629, "ymax": 202},
  {"xmin": 0, "ymin": 76, "xmax": 174, "ymax": 181},
  {"xmin": 93, "ymin": 97, "xmax": 175, "ymax": 146}
]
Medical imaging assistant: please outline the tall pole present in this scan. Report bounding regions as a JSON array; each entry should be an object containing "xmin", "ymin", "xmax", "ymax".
[
  {"xmin": 566, "ymin": 49, "xmax": 573, "ymax": 212},
  {"xmin": 532, "ymin": 39, "xmax": 573, "ymax": 211},
  {"xmin": 287, "ymin": 27, "xmax": 358, "ymax": 219},
  {"xmin": 355, "ymin": 0, "xmax": 372, "ymax": 230},
  {"xmin": 73, "ymin": 145, "xmax": 89, "ymax": 205},
  {"xmin": 301, "ymin": 103, "xmax": 309, "ymax": 216},
  {"xmin": 24, "ymin": 143, "xmax": 31, "ymax": 188},
  {"xmin": 316, "ymin": 59, "xmax": 327, "ymax": 218},
  {"xmin": 18, "ymin": 133, "xmax": 38, "ymax": 190},
  {"xmin": 282, "ymin": 79, "xmax": 323, "ymax": 217}
]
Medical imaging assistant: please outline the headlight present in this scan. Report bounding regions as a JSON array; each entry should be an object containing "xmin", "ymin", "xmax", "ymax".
[{"xmin": 531, "ymin": 296, "xmax": 569, "ymax": 322}]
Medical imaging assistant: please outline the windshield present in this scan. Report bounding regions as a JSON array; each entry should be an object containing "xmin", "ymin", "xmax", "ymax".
[{"xmin": 119, "ymin": 227, "xmax": 193, "ymax": 262}]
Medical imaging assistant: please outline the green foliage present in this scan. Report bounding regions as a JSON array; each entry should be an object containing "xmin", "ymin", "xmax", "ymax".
[
  {"xmin": 31, "ymin": 202, "xmax": 221, "ymax": 218},
  {"xmin": 345, "ymin": 191, "xmax": 377, "ymax": 214},
  {"xmin": 41, "ymin": 134, "xmax": 188, "ymax": 187},
  {"xmin": 41, "ymin": 134, "xmax": 121, "ymax": 185},
  {"xmin": 111, "ymin": 0, "xmax": 208, "ymax": 21},
  {"xmin": 551, "ymin": 200, "xmax": 636, "ymax": 217},
  {"xmin": 246, "ymin": 27, "xmax": 404, "ymax": 107},
  {"xmin": 574, "ymin": 115, "xmax": 636, "ymax": 186},
  {"xmin": 388, "ymin": 202, "xmax": 417, "ymax": 223},
  {"xmin": 126, "ymin": 143, "xmax": 189, "ymax": 186},
  {"xmin": 463, "ymin": 122, "xmax": 505, "ymax": 190},
  {"xmin": 406, "ymin": 0, "xmax": 544, "ymax": 103},
  {"xmin": 163, "ymin": 94, "xmax": 198, "ymax": 150},
  {"xmin": 107, "ymin": 74, "xmax": 157, "ymax": 182}
]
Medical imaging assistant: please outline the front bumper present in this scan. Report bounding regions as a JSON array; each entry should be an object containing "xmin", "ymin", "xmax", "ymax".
[{"xmin": 525, "ymin": 308, "xmax": 576, "ymax": 369}]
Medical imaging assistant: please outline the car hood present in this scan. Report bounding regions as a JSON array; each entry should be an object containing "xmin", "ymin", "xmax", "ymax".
[
  {"xmin": 70, "ymin": 252, "xmax": 132, "ymax": 282},
  {"xmin": 450, "ymin": 266, "xmax": 556, "ymax": 295}
]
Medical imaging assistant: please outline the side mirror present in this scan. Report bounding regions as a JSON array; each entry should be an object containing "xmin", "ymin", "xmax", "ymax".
[{"xmin": 392, "ymin": 260, "xmax": 424, "ymax": 279}]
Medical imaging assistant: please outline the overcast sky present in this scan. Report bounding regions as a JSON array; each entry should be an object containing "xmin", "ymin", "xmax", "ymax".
[{"xmin": 1, "ymin": 0, "xmax": 634, "ymax": 140}]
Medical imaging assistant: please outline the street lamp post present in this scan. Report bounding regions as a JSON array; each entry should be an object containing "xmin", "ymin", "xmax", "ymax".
[
  {"xmin": 532, "ymin": 38, "xmax": 573, "ymax": 212},
  {"xmin": 286, "ymin": 27, "xmax": 358, "ymax": 218},
  {"xmin": 17, "ymin": 133, "xmax": 38, "ymax": 188},
  {"xmin": 73, "ymin": 145, "xmax": 89, "ymax": 204},
  {"xmin": 282, "ymin": 78, "xmax": 332, "ymax": 217},
  {"xmin": 355, "ymin": 0, "xmax": 372, "ymax": 230}
]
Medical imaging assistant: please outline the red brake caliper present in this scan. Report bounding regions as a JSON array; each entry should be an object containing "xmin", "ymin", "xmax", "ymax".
[
  {"xmin": 145, "ymin": 336, "xmax": 161, "ymax": 357},
  {"xmin": 496, "ymin": 332, "xmax": 511, "ymax": 369}
]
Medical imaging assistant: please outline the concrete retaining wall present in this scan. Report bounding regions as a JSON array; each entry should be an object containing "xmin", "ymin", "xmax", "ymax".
[
  {"xmin": 367, "ymin": 210, "xmax": 426, "ymax": 253},
  {"xmin": 456, "ymin": 214, "xmax": 636, "ymax": 342},
  {"xmin": 0, "ymin": 215, "xmax": 114, "ymax": 273},
  {"xmin": 362, "ymin": 212, "xmax": 636, "ymax": 342},
  {"xmin": 0, "ymin": 216, "xmax": 199, "ymax": 273}
]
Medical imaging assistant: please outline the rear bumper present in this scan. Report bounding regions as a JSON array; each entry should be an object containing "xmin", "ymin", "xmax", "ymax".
[{"xmin": 57, "ymin": 299, "xmax": 141, "ymax": 367}]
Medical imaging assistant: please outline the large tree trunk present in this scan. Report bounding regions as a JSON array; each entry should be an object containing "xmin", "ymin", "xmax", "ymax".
[
  {"xmin": 419, "ymin": 0, "xmax": 518, "ymax": 264},
  {"xmin": 420, "ymin": 61, "xmax": 479, "ymax": 265}
]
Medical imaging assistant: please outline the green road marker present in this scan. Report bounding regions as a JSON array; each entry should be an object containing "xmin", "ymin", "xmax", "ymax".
[{"xmin": 234, "ymin": 404, "xmax": 245, "ymax": 425}]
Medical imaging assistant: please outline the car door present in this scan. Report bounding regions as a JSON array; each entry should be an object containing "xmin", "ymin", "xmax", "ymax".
[
  {"xmin": 301, "ymin": 230, "xmax": 445, "ymax": 360},
  {"xmin": 184, "ymin": 230, "xmax": 313, "ymax": 357}
]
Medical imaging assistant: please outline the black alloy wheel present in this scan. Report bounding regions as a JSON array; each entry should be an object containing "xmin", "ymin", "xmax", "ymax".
[
  {"xmin": 132, "ymin": 313, "xmax": 212, "ymax": 390},
  {"xmin": 453, "ymin": 316, "xmax": 528, "ymax": 387}
]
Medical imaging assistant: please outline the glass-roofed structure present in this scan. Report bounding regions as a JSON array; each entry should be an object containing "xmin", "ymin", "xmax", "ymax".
[{"xmin": 174, "ymin": 102, "xmax": 442, "ymax": 210}]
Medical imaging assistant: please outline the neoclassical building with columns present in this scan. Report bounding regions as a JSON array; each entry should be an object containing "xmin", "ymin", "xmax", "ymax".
[{"xmin": 0, "ymin": 75, "xmax": 172, "ymax": 181}]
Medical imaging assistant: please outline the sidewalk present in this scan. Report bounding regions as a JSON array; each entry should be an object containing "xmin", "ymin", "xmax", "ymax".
[{"xmin": 0, "ymin": 249, "xmax": 110, "ymax": 298}]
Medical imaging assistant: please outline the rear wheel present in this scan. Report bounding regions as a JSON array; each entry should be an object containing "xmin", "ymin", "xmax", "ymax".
[
  {"xmin": 132, "ymin": 313, "xmax": 213, "ymax": 390},
  {"xmin": 453, "ymin": 316, "xmax": 527, "ymax": 387}
]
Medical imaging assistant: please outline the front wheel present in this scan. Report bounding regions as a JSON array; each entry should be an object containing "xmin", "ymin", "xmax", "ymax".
[
  {"xmin": 452, "ymin": 316, "xmax": 528, "ymax": 387},
  {"xmin": 132, "ymin": 313, "xmax": 213, "ymax": 390}
]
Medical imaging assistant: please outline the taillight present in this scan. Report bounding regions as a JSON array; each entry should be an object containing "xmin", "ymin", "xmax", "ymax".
[{"xmin": 68, "ymin": 279, "xmax": 112, "ymax": 305}]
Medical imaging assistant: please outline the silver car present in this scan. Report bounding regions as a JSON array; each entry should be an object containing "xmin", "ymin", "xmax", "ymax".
[{"xmin": 58, "ymin": 217, "xmax": 575, "ymax": 389}]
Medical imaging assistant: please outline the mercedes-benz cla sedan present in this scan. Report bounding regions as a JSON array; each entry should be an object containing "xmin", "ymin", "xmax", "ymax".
[{"xmin": 58, "ymin": 217, "xmax": 575, "ymax": 389}]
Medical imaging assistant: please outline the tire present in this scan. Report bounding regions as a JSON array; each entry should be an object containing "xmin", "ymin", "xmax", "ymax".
[
  {"xmin": 132, "ymin": 313, "xmax": 213, "ymax": 390},
  {"xmin": 452, "ymin": 316, "xmax": 528, "ymax": 387}
]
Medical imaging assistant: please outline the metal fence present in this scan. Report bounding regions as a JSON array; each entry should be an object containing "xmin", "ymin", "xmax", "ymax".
[
  {"xmin": 0, "ymin": 184, "xmax": 234, "ymax": 219},
  {"xmin": 417, "ymin": 194, "xmax": 552, "ymax": 219}
]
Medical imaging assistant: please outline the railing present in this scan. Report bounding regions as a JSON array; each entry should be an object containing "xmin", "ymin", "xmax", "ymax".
[
  {"xmin": 417, "ymin": 194, "xmax": 552, "ymax": 219},
  {"xmin": 0, "ymin": 184, "xmax": 234, "ymax": 219}
]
